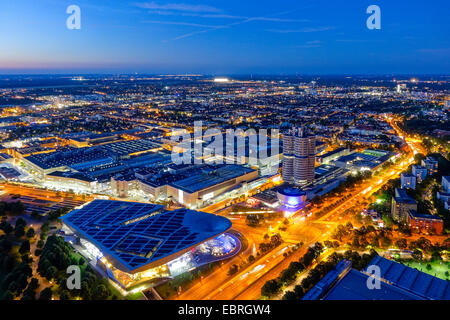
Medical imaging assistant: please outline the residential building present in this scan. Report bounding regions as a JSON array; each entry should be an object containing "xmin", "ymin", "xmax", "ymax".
[
  {"xmin": 391, "ymin": 188, "xmax": 417, "ymax": 224},
  {"xmin": 401, "ymin": 173, "xmax": 416, "ymax": 190}
]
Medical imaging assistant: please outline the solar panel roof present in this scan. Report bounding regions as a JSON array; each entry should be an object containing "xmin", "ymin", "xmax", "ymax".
[{"xmin": 61, "ymin": 200, "xmax": 232, "ymax": 273}]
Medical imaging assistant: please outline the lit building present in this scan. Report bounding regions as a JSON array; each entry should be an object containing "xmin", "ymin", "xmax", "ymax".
[
  {"xmin": 400, "ymin": 173, "xmax": 416, "ymax": 190},
  {"xmin": 316, "ymin": 147, "xmax": 351, "ymax": 164},
  {"xmin": 276, "ymin": 187, "xmax": 307, "ymax": 208},
  {"xmin": 421, "ymin": 156, "xmax": 438, "ymax": 175},
  {"xmin": 391, "ymin": 188, "xmax": 417, "ymax": 224},
  {"xmin": 442, "ymin": 176, "xmax": 450, "ymax": 193},
  {"xmin": 60, "ymin": 200, "xmax": 239, "ymax": 290},
  {"xmin": 407, "ymin": 210, "xmax": 444, "ymax": 235},
  {"xmin": 282, "ymin": 127, "xmax": 315, "ymax": 185},
  {"xmin": 111, "ymin": 175, "xmax": 134, "ymax": 198},
  {"xmin": 166, "ymin": 164, "xmax": 258, "ymax": 209},
  {"xmin": 44, "ymin": 170, "xmax": 97, "ymax": 193},
  {"xmin": 411, "ymin": 165, "xmax": 427, "ymax": 183}
]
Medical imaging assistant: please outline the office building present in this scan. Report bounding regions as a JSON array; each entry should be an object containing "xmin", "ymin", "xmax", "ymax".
[{"xmin": 282, "ymin": 127, "xmax": 315, "ymax": 185}]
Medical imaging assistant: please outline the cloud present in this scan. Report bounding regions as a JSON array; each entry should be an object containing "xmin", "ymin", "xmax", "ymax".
[
  {"xmin": 266, "ymin": 26, "xmax": 334, "ymax": 33},
  {"xmin": 336, "ymin": 39, "xmax": 370, "ymax": 43},
  {"xmin": 145, "ymin": 11, "xmax": 307, "ymax": 22},
  {"xmin": 134, "ymin": 2, "xmax": 221, "ymax": 13},
  {"xmin": 142, "ymin": 20, "xmax": 220, "ymax": 28},
  {"xmin": 295, "ymin": 40, "xmax": 322, "ymax": 48},
  {"xmin": 159, "ymin": 8, "xmax": 311, "ymax": 42},
  {"xmin": 199, "ymin": 14, "xmax": 248, "ymax": 19},
  {"xmin": 249, "ymin": 17, "xmax": 309, "ymax": 23}
]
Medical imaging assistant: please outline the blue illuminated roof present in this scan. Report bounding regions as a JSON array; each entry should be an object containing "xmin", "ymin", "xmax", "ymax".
[
  {"xmin": 367, "ymin": 256, "xmax": 450, "ymax": 300},
  {"xmin": 61, "ymin": 200, "xmax": 232, "ymax": 273},
  {"xmin": 304, "ymin": 256, "xmax": 450, "ymax": 300}
]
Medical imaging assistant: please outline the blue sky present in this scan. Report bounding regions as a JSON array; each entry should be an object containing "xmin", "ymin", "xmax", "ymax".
[{"xmin": 0, "ymin": 0, "xmax": 449, "ymax": 74}]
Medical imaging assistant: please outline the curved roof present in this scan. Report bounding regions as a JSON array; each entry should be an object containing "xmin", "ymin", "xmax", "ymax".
[{"xmin": 61, "ymin": 200, "xmax": 232, "ymax": 273}]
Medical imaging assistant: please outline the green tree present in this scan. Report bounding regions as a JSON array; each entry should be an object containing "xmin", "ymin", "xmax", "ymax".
[
  {"xmin": 92, "ymin": 284, "xmax": 110, "ymax": 300},
  {"xmin": 26, "ymin": 227, "xmax": 35, "ymax": 238},
  {"xmin": 282, "ymin": 290, "xmax": 297, "ymax": 300},
  {"xmin": 19, "ymin": 240, "xmax": 30, "ymax": 254},
  {"xmin": 261, "ymin": 279, "xmax": 280, "ymax": 297},
  {"xmin": 14, "ymin": 225, "xmax": 25, "ymax": 238},
  {"xmin": 38, "ymin": 287, "xmax": 52, "ymax": 300},
  {"xmin": 395, "ymin": 238, "xmax": 408, "ymax": 249}
]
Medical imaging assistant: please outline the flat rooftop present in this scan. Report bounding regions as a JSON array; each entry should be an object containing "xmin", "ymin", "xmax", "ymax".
[
  {"xmin": 25, "ymin": 147, "xmax": 113, "ymax": 170},
  {"xmin": 306, "ymin": 256, "xmax": 450, "ymax": 300},
  {"xmin": 100, "ymin": 139, "xmax": 161, "ymax": 156},
  {"xmin": 394, "ymin": 188, "xmax": 417, "ymax": 204},
  {"xmin": 367, "ymin": 255, "xmax": 450, "ymax": 300},
  {"xmin": 324, "ymin": 268, "xmax": 423, "ymax": 300},
  {"xmin": 170, "ymin": 164, "xmax": 256, "ymax": 194},
  {"xmin": 61, "ymin": 200, "xmax": 232, "ymax": 273}
]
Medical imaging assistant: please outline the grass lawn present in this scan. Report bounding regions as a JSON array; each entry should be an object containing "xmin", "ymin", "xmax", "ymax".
[{"xmin": 402, "ymin": 260, "xmax": 450, "ymax": 280}]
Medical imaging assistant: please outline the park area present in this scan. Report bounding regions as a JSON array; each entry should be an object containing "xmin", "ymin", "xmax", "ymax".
[{"xmin": 402, "ymin": 260, "xmax": 450, "ymax": 281}]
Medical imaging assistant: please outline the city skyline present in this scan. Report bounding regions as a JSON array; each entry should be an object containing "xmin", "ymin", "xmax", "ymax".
[{"xmin": 0, "ymin": 0, "xmax": 449, "ymax": 306}]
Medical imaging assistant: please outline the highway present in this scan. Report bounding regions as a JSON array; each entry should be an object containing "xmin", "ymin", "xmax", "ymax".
[{"xmin": 175, "ymin": 118, "xmax": 424, "ymax": 300}]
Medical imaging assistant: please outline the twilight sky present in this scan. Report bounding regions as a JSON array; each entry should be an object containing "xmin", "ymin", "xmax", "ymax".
[{"xmin": 0, "ymin": 0, "xmax": 449, "ymax": 74}]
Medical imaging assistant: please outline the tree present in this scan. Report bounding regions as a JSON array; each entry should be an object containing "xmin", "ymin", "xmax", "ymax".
[
  {"xmin": 0, "ymin": 238, "xmax": 13, "ymax": 253},
  {"xmin": 431, "ymin": 251, "xmax": 442, "ymax": 261},
  {"xmin": 352, "ymin": 236, "xmax": 360, "ymax": 248},
  {"xmin": 381, "ymin": 236, "xmax": 392, "ymax": 248},
  {"xmin": 28, "ymin": 278, "xmax": 39, "ymax": 291},
  {"xmin": 92, "ymin": 284, "xmax": 110, "ymax": 300},
  {"xmin": 227, "ymin": 264, "xmax": 238, "ymax": 276},
  {"xmin": 261, "ymin": 279, "xmax": 280, "ymax": 297},
  {"xmin": 282, "ymin": 290, "xmax": 297, "ymax": 300},
  {"xmin": 324, "ymin": 240, "xmax": 333, "ymax": 248},
  {"xmin": 44, "ymin": 266, "xmax": 57, "ymax": 281},
  {"xmin": 395, "ymin": 238, "xmax": 408, "ymax": 249},
  {"xmin": 14, "ymin": 225, "xmax": 25, "ymax": 238},
  {"xmin": 382, "ymin": 215, "xmax": 393, "ymax": 228},
  {"xmin": 15, "ymin": 217, "xmax": 26, "ymax": 228},
  {"xmin": 19, "ymin": 240, "xmax": 30, "ymax": 254},
  {"xmin": 37, "ymin": 239, "xmax": 45, "ymax": 249},
  {"xmin": 1, "ymin": 222, "xmax": 13, "ymax": 235},
  {"xmin": 1, "ymin": 290, "xmax": 14, "ymax": 300},
  {"xmin": 26, "ymin": 227, "xmax": 35, "ymax": 238},
  {"xmin": 412, "ymin": 249, "xmax": 423, "ymax": 260},
  {"xmin": 38, "ymin": 287, "xmax": 52, "ymax": 300},
  {"xmin": 59, "ymin": 290, "xmax": 70, "ymax": 300},
  {"xmin": 280, "ymin": 268, "xmax": 297, "ymax": 284}
]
